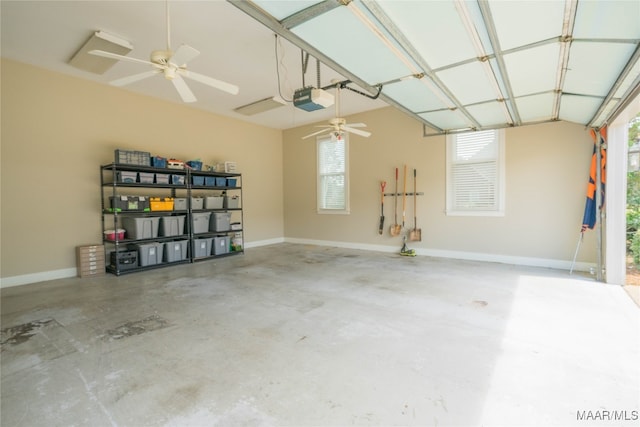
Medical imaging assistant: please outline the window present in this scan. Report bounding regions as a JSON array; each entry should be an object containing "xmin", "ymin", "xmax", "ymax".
[
  {"xmin": 446, "ymin": 129, "xmax": 505, "ymax": 216},
  {"xmin": 317, "ymin": 134, "xmax": 349, "ymax": 214}
]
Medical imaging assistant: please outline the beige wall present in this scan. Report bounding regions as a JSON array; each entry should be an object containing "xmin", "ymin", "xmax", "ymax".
[
  {"xmin": 1, "ymin": 58, "xmax": 597, "ymax": 283},
  {"xmin": 1, "ymin": 59, "xmax": 284, "ymax": 280},
  {"xmin": 283, "ymin": 107, "xmax": 597, "ymax": 265}
]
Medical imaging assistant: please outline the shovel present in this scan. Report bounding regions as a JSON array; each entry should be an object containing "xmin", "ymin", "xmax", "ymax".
[
  {"xmin": 390, "ymin": 167, "xmax": 401, "ymax": 236},
  {"xmin": 378, "ymin": 181, "xmax": 386, "ymax": 235},
  {"xmin": 409, "ymin": 168, "xmax": 422, "ymax": 241}
]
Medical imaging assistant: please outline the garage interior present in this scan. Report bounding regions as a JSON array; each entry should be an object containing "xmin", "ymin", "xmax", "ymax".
[{"xmin": 1, "ymin": 0, "xmax": 639, "ymax": 425}]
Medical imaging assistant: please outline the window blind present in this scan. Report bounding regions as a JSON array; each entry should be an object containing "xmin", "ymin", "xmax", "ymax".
[
  {"xmin": 318, "ymin": 138, "xmax": 347, "ymax": 210},
  {"xmin": 448, "ymin": 129, "xmax": 502, "ymax": 213}
]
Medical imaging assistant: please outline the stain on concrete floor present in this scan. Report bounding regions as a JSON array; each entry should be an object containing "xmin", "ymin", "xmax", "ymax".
[
  {"xmin": 105, "ymin": 314, "xmax": 169, "ymax": 340},
  {"xmin": 1, "ymin": 318, "xmax": 56, "ymax": 348}
]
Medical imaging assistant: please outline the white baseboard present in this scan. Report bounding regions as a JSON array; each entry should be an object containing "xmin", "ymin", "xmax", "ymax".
[
  {"xmin": 245, "ymin": 237, "xmax": 285, "ymax": 248},
  {"xmin": 0, "ymin": 238, "xmax": 287, "ymax": 288},
  {"xmin": 0, "ymin": 237, "xmax": 594, "ymax": 288},
  {"xmin": 1, "ymin": 268, "xmax": 77, "ymax": 289},
  {"xmin": 283, "ymin": 237, "xmax": 594, "ymax": 272}
]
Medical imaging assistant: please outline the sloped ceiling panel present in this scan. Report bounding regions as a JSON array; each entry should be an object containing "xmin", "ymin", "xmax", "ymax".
[
  {"xmin": 564, "ymin": 42, "xmax": 638, "ymax": 97},
  {"xmin": 504, "ymin": 43, "xmax": 560, "ymax": 97},
  {"xmin": 291, "ymin": 6, "xmax": 416, "ymax": 85},
  {"xmin": 489, "ymin": 1, "xmax": 565, "ymax": 50},
  {"xmin": 437, "ymin": 61, "xmax": 498, "ymax": 106},
  {"xmin": 466, "ymin": 101, "xmax": 510, "ymax": 128},
  {"xmin": 516, "ymin": 93, "xmax": 555, "ymax": 123},
  {"xmin": 233, "ymin": 0, "xmax": 640, "ymax": 135},
  {"xmin": 374, "ymin": 1, "xmax": 476, "ymax": 69},
  {"xmin": 560, "ymin": 94, "xmax": 603, "ymax": 124},
  {"xmin": 382, "ymin": 79, "xmax": 448, "ymax": 113}
]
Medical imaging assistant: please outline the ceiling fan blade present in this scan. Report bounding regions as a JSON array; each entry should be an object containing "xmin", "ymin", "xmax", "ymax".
[
  {"xmin": 110, "ymin": 70, "xmax": 161, "ymax": 87},
  {"xmin": 302, "ymin": 129, "xmax": 332, "ymax": 140},
  {"xmin": 345, "ymin": 123, "xmax": 367, "ymax": 128},
  {"xmin": 171, "ymin": 74, "xmax": 197, "ymax": 103},
  {"xmin": 180, "ymin": 70, "xmax": 239, "ymax": 95},
  {"xmin": 343, "ymin": 126, "xmax": 372, "ymax": 137},
  {"xmin": 89, "ymin": 50, "xmax": 153, "ymax": 66},
  {"xmin": 171, "ymin": 44, "xmax": 200, "ymax": 67}
]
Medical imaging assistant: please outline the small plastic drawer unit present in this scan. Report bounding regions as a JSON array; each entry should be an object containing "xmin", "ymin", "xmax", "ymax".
[{"xmin": 76, "ymin": 244, "xmax": 105, "ymax": 278}]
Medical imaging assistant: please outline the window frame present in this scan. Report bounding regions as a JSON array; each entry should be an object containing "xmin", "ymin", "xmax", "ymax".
[
  {"xmin": 445, "ymin": 129, "xmax": 505, "ymax": 217},
  {"xmin": 317, "ymin": 134, "xmax": 350, "ymax": 215}
]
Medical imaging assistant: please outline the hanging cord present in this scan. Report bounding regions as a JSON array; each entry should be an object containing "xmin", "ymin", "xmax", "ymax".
[
  {"xmin": 273, "ymin": 35, "xmax": 293, "ymax": 102},
  {"xmin": 317, "ymin": 58, "xmax": 321, "ymax": 88}
]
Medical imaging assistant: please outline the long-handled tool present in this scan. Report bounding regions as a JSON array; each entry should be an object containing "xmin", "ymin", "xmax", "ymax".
[
  {"xmin": 378, "ymin": 181, "xmax": 386, "ymax": 235},
  {"xmin": 401, "ymin": 165, "xmax": 407, "ymax": 230},
  {"xmin": 390, "ymin": 168, "xmax": 401, "ymax": 236},
  {"xmin": 400, "ymin": 165, "xmax": 416, "ymax": 256},
  {"xmin": 409, "ymin": 168, "xmax": 422, "ymax": 241}
]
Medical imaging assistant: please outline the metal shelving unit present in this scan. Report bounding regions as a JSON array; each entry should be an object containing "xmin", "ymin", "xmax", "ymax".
[{"xmin": 101, "ymin": 163, "xmax": 243, "ymax": 275}]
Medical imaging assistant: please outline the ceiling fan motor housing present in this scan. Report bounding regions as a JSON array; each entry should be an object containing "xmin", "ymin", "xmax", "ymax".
[{"xmin": 150, "ymin": 50, "xmax": 172, "ymax": 65}]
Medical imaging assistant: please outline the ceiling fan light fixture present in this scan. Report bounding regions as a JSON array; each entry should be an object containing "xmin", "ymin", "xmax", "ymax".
[{"xmin": 164, "ymin": 67, "xmax": 177, "ymax": 80}]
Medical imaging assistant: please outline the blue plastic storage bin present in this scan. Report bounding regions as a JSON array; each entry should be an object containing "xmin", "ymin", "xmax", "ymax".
[
  {"xmin": 151, "ymin": 156, "xmax": 167, "ymax": 168},
  {"xmin": 186, "ymin": 160, "xmax": 202, "ymax": 171}
]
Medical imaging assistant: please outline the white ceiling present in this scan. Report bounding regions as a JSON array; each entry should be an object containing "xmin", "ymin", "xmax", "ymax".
[
  {"xmin": 2, "ymin": 1, "xmax": 639, "ymax": 134},
  {"xmin": 0, "ymin": 0, "xmax": 385, "ymax": 130}
]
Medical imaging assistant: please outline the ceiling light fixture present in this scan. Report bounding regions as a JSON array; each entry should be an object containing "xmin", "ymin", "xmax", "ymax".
[
  {"xmin": 69, "ymin": 31, "xmax": 133, "ymax": 74},
  {"xmin": 234, "ymin": 96, "xmax": 287, "ymax": 116}
]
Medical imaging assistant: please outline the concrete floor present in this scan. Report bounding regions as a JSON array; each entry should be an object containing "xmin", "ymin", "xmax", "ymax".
[{"xmin": 1, "ymin": 243, "xmax": 639, "ymax": 426}]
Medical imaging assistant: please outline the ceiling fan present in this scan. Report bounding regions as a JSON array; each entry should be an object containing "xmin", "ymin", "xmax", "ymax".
[
  {"xmin": 302, "ymin": 83, "xmax": 371, "ymax": 141},
  {"xmin": 88, "ymin": 1, "xmax": 238, "ymax": 103}
]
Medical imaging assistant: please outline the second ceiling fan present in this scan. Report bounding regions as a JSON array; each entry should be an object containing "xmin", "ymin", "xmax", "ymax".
[
  {"xmin": 89, "ymin": 1, "xmax": 238, "ymax": 103},
  {"xmin": 302, "ymin": 82, "xmax": 371, "ymax": 141}
]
